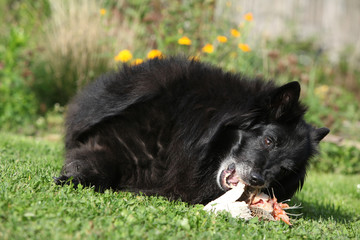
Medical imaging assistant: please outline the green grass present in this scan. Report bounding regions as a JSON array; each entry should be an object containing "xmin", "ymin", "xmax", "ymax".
[{"xmin": 1, "ymin": 133, "xmax": 359, "ymax": 240}]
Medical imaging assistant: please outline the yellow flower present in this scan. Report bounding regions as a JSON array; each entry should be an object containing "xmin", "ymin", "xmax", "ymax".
[
  {"xmin": 202, "ymin": 44, "xmax": 214, "ymax": 53},
  {"xmin": 114, "ymin": 49, "xmax": 133, "ymax": 62},
  {"xmin": 238, "ymin": 43, "xmax": 251, "ymax": 52},
  {"xmin": 315, "ymin": 85, "xmax": 329, "ymax": 100},
  {"xmin": 217, "ymin": 36, "xmax": 228, "ymax": 43},
  {"xmin": 100, "ymin": 8, "xmax": 106, "ymax": 16},
  {"xmin": 230, "ymin": 29, "xmax": 241, "ymax": 38},
  {"xmin": 147, "ymin": 49, "xmax": 163, "ymax": 59},
  {"xmin": 132, "ymin": 58, "xmax": 144, "ymax": 65},
  {"xmin": 178, "ymin": 36, "xmax": 192, "ymax": 45},
  {"xmin": 243, "ymin": 12, "xmax": 254, "ymax": 21}
]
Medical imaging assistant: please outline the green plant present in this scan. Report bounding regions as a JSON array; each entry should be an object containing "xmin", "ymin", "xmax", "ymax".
[
  {"xmin": 311, "ymin": 143, "xmax": 360, "ymax": 174},
  {"xmin": 0, "ymin": 27, "xmax": 37, "ymax": 130},
  {"xmin": 112, "ymin": 2, "xmax": 260, "ymax": 75},
  {"xmin": 30, "ymin": 0, "xmax": 136, "ymax": 107},
  {"xmin": 303, "ymin": 68, "xmax": 360, "ymax": 140},
  {"xmin": 0, "ymin": 0, "xmax": 52, "ymax": 131}
]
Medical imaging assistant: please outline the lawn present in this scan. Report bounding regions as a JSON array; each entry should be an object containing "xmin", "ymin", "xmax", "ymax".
[{"xmin": 0, "ymin": 133, "xmax": 359, "ymax": 239}]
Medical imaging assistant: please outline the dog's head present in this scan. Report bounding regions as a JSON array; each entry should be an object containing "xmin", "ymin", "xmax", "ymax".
[{"xmin": 211, "ymin": 82, "xmax": 329, "ymax": 201}]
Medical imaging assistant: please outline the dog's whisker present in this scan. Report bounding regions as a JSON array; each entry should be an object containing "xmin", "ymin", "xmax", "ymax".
[
  {"xmin": 271, "ymin": 179, "xmax": 286, "ymax": 194},
  {"xmin": 285, "ymin": 204, "xmax": 303, "ymax": 210},
  {"xmin": 265, "ymin": 187, "xmax": 271, "ymax": 197},
  {"xmin": 285, "ymin": 212, "xmax": 303, "ymax": 217}
]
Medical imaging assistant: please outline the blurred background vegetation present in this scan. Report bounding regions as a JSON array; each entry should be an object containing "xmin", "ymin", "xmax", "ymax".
[{"xmin": 0, "ymin": 0, "xmax": 359, "ymax": 174}]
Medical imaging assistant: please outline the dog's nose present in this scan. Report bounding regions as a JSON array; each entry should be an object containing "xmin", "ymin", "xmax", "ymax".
[{"xmin": 249, "ymin": 172, "xmax": 265, "ymax": 186}]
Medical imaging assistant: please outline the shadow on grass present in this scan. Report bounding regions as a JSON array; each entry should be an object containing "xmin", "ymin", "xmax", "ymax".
[{"xmin": 291, "ymin": 197, "xmax": 355, "ymax": 222}]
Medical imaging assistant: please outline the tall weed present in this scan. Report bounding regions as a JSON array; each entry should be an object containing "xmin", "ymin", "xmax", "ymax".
[{"xmin": 31, "ymin": 0, "xmax": 136, "ymax": 107}]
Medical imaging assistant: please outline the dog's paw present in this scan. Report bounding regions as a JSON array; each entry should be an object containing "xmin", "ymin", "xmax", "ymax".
[{"xmin": 53, "ymin": 175, "xmax": 80, "ymax": 186}]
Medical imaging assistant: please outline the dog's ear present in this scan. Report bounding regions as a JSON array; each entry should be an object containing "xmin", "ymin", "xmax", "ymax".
[
  {"xmin": 313, "ymin": 127, "xmax": 330, "ymax": 143},
  {"xmin": 268, "ymin": 81, "xmax": 304, "ymax": 121}
]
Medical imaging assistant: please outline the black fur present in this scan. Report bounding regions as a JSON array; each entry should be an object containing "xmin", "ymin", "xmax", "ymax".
[{"xmin": 55, "ymin": 57, "xmax": 329, "ymax": 204}]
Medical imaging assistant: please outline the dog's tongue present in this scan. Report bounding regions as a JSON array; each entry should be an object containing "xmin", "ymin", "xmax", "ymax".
[
  {"xmin": 227, "ymin": 171, "xmax": 240, "ymax": 185},
  {"xmin": 226, "ymin": 173, "xmax": 240, "ymax": 186}
]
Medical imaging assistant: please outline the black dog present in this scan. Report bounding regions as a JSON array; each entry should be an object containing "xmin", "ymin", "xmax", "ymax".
[{"xmin": 55, "ymin": 57, "xmax": 329, "ymax": 204}]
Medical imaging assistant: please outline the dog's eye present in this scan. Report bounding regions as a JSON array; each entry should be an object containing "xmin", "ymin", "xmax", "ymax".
[{"xmin": 264, "ymin": 137, "xmax": 273, "ymax": 147}]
